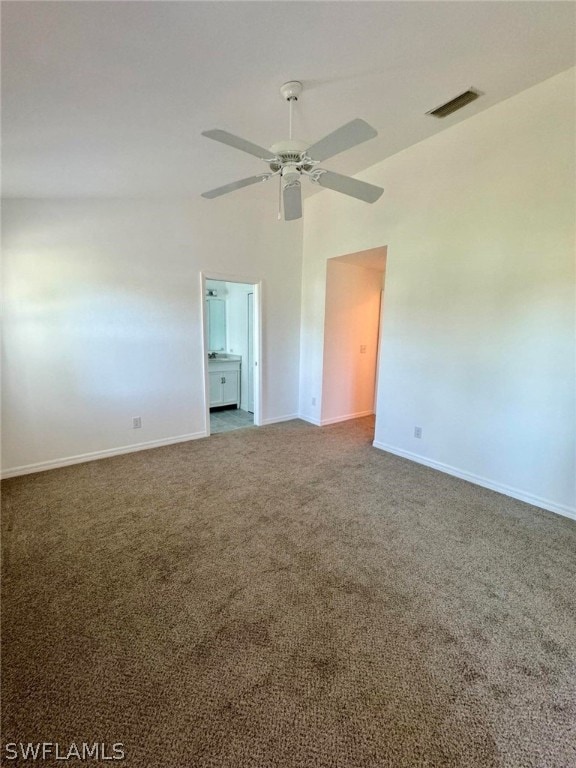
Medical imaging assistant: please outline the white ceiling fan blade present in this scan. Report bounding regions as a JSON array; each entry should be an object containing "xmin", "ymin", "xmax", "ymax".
[
  {"xmin": 306, "ymin": 119, "xmax": 377, "ymax": 163},
  {"xmin": 202, "ymin": 130, "xmax": 271, "ymax": 160},
  {"xmin": 316, "ymin": 170, "xmax": 383, "ymax": 203},
  {"xmin": 283, "ymin": 182, "xmax": 302, "ymax": 221},
  {"xmin": 201, "ymin": 175, "xmax": 268, "ymax": 199}
]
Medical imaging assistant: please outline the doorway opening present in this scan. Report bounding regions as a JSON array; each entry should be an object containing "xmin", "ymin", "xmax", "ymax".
[
  {"xmin": 201, "ymin": 274, "xmax": 262, "ymax": 436},
  {"xmin": 321, "ymin": 247, "xmax": 387, "ymax": 440}
]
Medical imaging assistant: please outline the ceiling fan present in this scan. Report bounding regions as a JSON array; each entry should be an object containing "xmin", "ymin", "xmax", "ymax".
[{"xmin": 201, "ymin": 81, "xmax": 384, "ymax": 221}]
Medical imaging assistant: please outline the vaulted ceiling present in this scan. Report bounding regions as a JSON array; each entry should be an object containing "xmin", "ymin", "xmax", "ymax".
[{"xmin": 3, "ymin": 1, "xmax": 575, "ymax": 199}]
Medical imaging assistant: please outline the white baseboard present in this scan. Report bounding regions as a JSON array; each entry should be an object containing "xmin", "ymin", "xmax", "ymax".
[
  {"xmin": 297, "ymin": 414, "xmax": 322, "ymax": 426},
  {"xmin": 372, "ymin": 441, "xmax": 576, "ymax": 522},
  {"xmin": 297, "ymin": 411, "xmax": 374, "ymax": 427},
  {"xmin": 1, "ymin": 431, "xmax": 208, "ymax": 479},
  {"xmin": 320, "ymin": 410, "xmax": 374, "ymax": 426},
  {"xmin": 296, "ymin": 412, "xmax": 374, "ymax": 427},
  {"xmin": 259, "ymin": 414, "xmax": 300, "ymax": 426}
]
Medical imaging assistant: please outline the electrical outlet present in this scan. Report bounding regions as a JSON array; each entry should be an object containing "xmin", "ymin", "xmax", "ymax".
[
  {"xmin": 312, "ymin": 397, "xmax": 316, "ymax": 406},
  {"xmin": 133, "ymin": 417, "xmax": 142, "ymax": 429},
  {"xmin": 360, "ymin": 345, "xmax": 367, "ymax": 354},
  {"xmin": 414, "ymin": 426, "xmax": 422, "ymax": 439}
]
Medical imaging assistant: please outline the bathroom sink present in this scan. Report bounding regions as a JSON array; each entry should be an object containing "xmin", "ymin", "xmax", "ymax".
[{"xmin": 208, "ymin": 353, "xmax": 241, "ymax": 362}]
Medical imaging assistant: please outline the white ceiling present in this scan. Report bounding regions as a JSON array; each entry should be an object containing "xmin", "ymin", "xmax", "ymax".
[{"xmin": 3, "ymin": 1, "xmax": 575, "ymax": 199}]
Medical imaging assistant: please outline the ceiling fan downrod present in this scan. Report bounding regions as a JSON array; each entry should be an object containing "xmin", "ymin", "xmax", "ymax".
[{"xmin": 279, "ymin": 80, "xmax": 302, "ymax": 141}]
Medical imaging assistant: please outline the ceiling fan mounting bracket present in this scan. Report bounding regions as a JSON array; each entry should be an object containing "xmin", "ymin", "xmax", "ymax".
[
  {"xmin": 304, "ymin": 168, "xmax": 326, "ymax": 184},
  {"xmin": 280, "ymin": 81, "xmax": 303, "ymax": 102}
]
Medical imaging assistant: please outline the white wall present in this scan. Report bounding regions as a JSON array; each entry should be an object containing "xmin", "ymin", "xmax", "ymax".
[
  {"xmin": 2, "ymin": 197, "xmax": 302, "ymax": 473},
  {"xmin": 298, "ymin": 227, "xmax": 328, "ymax": 424},
  {"xmin": 301, "ymin": 69, "xmax": 576, "ymax": 517},
  {"xmin": 322, "ymin": 261, "xmax": 383, "ymax": 424}
]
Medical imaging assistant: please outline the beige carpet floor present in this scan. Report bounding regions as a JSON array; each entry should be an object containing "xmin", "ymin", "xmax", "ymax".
[{"xmin": 2, "ymin": 417, "xmax": 575, "ymax": 767}]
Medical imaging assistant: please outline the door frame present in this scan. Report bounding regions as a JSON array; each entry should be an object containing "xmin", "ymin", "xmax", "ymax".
[
  {"xmin": 247, "ymin": 291, "xmax": 255, "ymax": 414},
  {"xmin": 200, "ymin": 271, "xmax": 263, "ymax": 436}
]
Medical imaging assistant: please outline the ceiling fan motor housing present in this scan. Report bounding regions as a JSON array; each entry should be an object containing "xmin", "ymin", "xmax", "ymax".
[{"xmin": 269, "ymin": 140, "xmax": 313, "ymax": 174}]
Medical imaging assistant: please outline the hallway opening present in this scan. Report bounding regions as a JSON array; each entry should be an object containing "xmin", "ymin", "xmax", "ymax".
[{"xmin": 321, "ymin": 246, "xmax": 387, "ymax": 439}]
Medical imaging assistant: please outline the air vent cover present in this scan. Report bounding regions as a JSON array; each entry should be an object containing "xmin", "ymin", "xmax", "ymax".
[{"xmin": 427, "ymin": 89, "xmax": 480, "ymax": 118}]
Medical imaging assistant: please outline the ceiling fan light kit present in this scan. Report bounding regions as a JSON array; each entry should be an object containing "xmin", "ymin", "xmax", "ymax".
[{"xmin": 201, "ymin": 81, "xmax": 384, "ymax": 221}]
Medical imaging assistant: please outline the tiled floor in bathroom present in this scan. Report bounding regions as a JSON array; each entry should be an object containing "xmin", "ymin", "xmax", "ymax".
[{"xmin": 210, "ymin": 407, "xmax": 254, "ymax": 434}]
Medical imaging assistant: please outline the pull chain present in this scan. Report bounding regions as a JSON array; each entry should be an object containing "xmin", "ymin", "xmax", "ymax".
[{"xmin": 289, "ymin": 97, "xmax": 293, "ymax": 140}]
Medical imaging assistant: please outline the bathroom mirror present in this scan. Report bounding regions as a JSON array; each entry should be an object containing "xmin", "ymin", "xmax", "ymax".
[{"xmin": 207, "ymin": 298, "xmax": 226, "ymax": 351}]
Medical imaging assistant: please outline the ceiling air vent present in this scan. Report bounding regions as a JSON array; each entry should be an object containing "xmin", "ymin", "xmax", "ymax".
[{"xmin": 427, "ymin": 89, "xmax": 481, "ymax": 118}]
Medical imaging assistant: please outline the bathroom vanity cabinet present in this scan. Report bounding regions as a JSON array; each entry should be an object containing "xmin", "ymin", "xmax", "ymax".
[{"xmin": 208, "ymin": 358, "xmax": 240, "ymax": 408}]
